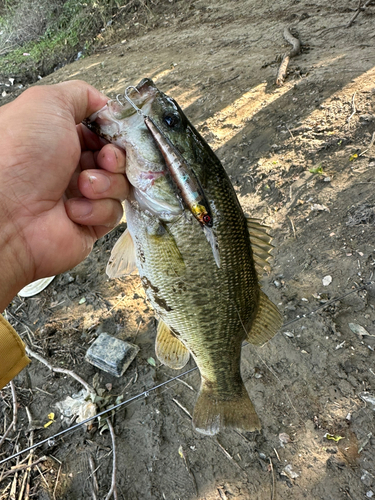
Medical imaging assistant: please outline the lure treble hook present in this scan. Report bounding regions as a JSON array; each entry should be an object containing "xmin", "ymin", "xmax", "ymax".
[{"xmin": 124, "ymin": 86, "xmax": 145, "ymax": 116}]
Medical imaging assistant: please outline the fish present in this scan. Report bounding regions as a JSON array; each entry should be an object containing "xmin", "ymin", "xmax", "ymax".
[{"xmin": 86, "ymin": 78, "xmax": 282, "ymax": 435}]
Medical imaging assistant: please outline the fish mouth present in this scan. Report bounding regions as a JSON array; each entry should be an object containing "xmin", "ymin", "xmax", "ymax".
[{"xmin": 87, "ymin": 78, "xmax": 158, "ymax": 134}]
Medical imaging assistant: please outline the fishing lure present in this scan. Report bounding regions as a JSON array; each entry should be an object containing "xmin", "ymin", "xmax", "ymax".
[{"xmin": 123, "ymin": 86, "xmax": 213, "ymax": 229}]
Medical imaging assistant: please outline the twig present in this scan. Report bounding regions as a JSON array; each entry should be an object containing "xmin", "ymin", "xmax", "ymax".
[
  {"xmin": 175, "ymin": 378, "xmax": 195, "ymax": 392},
  {"xmin": 0, "ymin": 381, "xmax": 18, "ymax": 448},
  {"xmin": 285, "ymin": 124, "xmax": 295, "ymax": 140},
  {"xmin": 172, "ymin": 398, "xmax": 193, "ymax": 419},
  {"xmin": 36, "ymin": 465, "xmax": 49, "ymax": 488},
  {"xmin": 269, "ymin": 458, "xmax": 276, "ymax": 500},
  {"xmin": 287, "ymin": 216, "xmax": 297, "ymax": 239},
  {"xmin": 347, "ymin": 92, "xmax": 357, "ymax": 128},
  {"xmin": 0, "ymin": 482, "xmax": 11, "ymax": 499},
  {"xmin": 88, "ymin": 455, "xmax": 99, "ymax": 500},
  {"xmin": 53, "ymin": 464, "xmax": 62, "ymax": 500},
  {"xmin": 347, "ymin": 0, "xmax": 374, "ymax": 28},
  {"xmin": 0, "ymin": 457, "xmax": 47, "ymax": 482},
  {"xmin": 178, "ymin": 446, "xmax": 198, "ymax": 496},
  {"xmin": 22, "ymin": 408, "xmax": 35, "ymax": 500},
  {"xmin": 10, "ymin": 463, "xmax": 18, "ymax": 500},
  {"xmin": 25, "ymin": 347, "xmax": 95, "ymax": 394},
  {"xmin": 104, "ymin": 419, "xmax": 118, "ymax": 500},
  {"xmin": 214, "ymin": 438, "xmax": 247, "ymax": 476},
  {"xmin": 276, "ymin": 27, "xmax": 301, "ymax": 85}
]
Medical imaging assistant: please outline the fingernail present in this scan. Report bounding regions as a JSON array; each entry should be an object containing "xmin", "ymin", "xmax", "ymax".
[
  {"xmin": 69, "ymin": 199, "xmax": 92, "ymax": 218},
  {"xmin": 88, "ymin": 173, "xmax": 111, "ymax": 194}
]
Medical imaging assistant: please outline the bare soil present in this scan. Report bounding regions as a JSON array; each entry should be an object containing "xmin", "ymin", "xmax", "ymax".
[{"xmin": 1, "ymin": 0, "xmax": 375, "ymax": 499}]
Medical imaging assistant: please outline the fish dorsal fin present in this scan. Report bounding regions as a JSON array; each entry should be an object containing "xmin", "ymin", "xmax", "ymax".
[
  {"xmin": 245, "ymin": 216, "xmax": 274, "ymax": 276},
  {"xmin": 247, "ymin": 290, "xmax": 282, "ymax": 346},
  {"xmin": 155, "ymin": 319, "xmax": 190, "ymax": 369},
  {"xmin": 106, "ymin": 228, "xmax": 138, "ymax": 278}
]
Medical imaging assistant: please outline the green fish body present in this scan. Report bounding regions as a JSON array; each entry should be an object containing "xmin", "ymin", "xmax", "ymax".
[{"xmin": 88, "ymin": 79, "xmax": 282, "ymax": 435}]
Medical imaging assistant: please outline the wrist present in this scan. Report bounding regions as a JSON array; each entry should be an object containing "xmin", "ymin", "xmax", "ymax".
[{"xmin": 0, "ymin": 216, "xmax": 33, "ymax": 311}]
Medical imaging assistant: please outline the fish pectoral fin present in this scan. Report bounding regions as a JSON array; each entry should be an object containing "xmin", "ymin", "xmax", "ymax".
[
  {"xmin": 149, "ymin": 223, "xmax": 186, "ymax": 275},
  {"xmin": 155, "ymin": 319, "xmax": 190, "ymax": 369},
  {"xmin": 106, "ymin": 228, "xmax": 138, "ymax": 278},
  {"xmin": 247, "ymin": 290, "xmax": 283, "ymax": 346},
  {"xmin": 193, "ymin": 382, "xmax": 261, "ymax": 436},
  {"xmin": 245, "ymin": 216, "xmax": 274, "ymax": 276}
]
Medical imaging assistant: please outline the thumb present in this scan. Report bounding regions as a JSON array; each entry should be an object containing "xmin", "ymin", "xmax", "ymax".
[{"xmin": 54, "ymin": 80, "xmax": 109, "ymax": 124}]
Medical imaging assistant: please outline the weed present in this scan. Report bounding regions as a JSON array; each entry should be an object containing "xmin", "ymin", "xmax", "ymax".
[{"xmin": 0, "ymin": 0, "xmax": 120, "ymax": 80}]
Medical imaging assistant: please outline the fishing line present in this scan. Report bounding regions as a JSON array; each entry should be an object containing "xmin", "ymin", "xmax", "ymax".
[
  {"xmin": 0, "ymin": 280, "xmax": 372, "ymax": 467},
  {"xmin": 0, "ymin": 367, "xmax": 198, "ymax": 467}
]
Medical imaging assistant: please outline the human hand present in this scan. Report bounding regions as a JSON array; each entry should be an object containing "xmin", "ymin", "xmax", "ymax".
[{"xmin": 0, "ymin": 81, "xmax": 129, "ymax": 309}]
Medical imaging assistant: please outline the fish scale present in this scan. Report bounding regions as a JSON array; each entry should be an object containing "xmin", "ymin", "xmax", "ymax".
[{"xmin": 87, "ymin": 78, "xmax": 282, "ymax": 435}]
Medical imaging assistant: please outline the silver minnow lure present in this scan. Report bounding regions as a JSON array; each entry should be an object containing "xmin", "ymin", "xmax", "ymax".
[{"xmin": 144, "ymin": 116, "xmax": 213, "ymax": 228}]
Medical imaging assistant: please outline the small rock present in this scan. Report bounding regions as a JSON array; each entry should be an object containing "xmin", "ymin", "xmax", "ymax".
[
  {"xmin": 323, "ymin": 177, "xmax": 331, "ymax": 182},
  {"xmin": 361, "ymin": 470, "xmax": 374, "ymax": 487},
  {"xmin": 349, "ymin": 323, "xmax": 373, "ymax": 338},
  {"xmin": 284, "ymin": 331, "xmax": 294, "ymax": 338},
  {"xmin": 274, "ymin": 280, "xmax": 281, "ymax": 288},
  {"xmin": 279, "ymin": 433, "xmax": 291, "ymax": 447},
  {"xmin": 366, "ymin": 491, "xmax": 374, "ymax": 498},
  {"xmin": 284, "ymin": 464, "xmax": 299, "ymax": 479},
  {"xmin": 85, "ymin": 333, "xmax": 139, "ymax": 377},
  {"xmin": 359, "ymin": 392, "xmax": 375, "ymax": 410},
  {"xmin": 311, "ymin": 203, "xmax": 330, "ymax": 212},
  {"xmin": 359, "ymin": 114, "xmax": 374, "ymax": 122},
  {"xmin": 322, "ymin": 275, "xmax": 332, "ymax": 286}
]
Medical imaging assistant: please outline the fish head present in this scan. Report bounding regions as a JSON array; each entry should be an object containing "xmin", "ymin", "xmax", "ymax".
[
  {"xmin": 143, "ymin": 79, "xmax": 214, "ymax": 191},
  {"xmin": 87, "ymin": 78, "xmax": 182, "ymax": 216}
]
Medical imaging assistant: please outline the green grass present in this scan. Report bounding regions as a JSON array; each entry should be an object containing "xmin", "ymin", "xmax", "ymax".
[{"xmin": 0, "ymin": 0, "xmax": 120, "ymax": 81}]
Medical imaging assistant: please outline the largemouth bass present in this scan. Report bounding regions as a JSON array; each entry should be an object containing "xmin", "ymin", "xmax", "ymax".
[{"xmin": 87, "ymin": 79, "xmax": 282, "ymax": 435}]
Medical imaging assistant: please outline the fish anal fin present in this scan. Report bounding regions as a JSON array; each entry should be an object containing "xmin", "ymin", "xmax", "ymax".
[
  {"xmin": 192, "ymin": 383, "xmax": 261, "ymax": 436},
  {"xmin": 155, "ymin": 319, "xmax": 190, "ymax": 369},
  {"xmin": 247, "ymin": 290, "xmax": 282, "ymax": 346},
  {"xmin": 106, "ymin": 228, "xmax": 137, "ymax": 278}
]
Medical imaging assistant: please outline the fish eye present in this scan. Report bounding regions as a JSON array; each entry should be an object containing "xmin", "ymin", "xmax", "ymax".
[
  {"xmin": 163, "ymin": 113, "xmax": 180, "ymax": 128},
  {"xmin": 203, "ymin": 214, "xmax": 213, "ymax": 227}
]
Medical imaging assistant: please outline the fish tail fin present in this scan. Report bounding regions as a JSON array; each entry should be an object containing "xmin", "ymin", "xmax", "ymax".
[{"xmin": 192, "ymin": 382, "xmax": 261, "ymax": 436}]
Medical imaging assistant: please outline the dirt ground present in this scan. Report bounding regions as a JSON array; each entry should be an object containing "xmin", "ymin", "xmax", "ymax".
[{"xmin": 1, "ymin": 0, "xmax": 375, "ymax": 499}]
